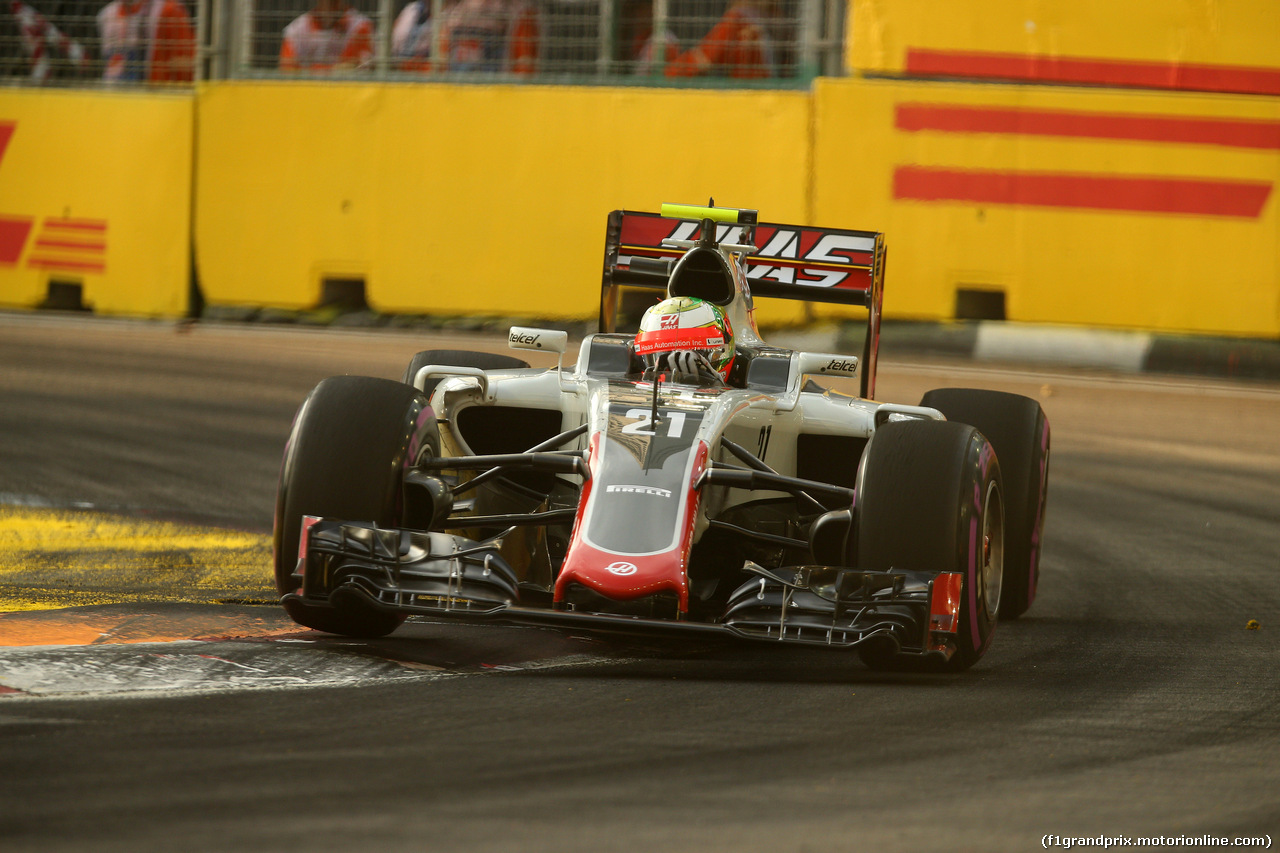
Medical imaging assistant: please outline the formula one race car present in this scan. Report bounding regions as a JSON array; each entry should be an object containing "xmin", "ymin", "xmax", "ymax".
[{"xmin": 273, "ymin": 203, "xmax": 1051, "ymax": 670}]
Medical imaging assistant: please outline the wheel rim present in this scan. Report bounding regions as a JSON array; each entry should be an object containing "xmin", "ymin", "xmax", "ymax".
[
  {"xmin": 1027, "ymin": 437, "xmax": 1050, "ymax": 598},
  {"xmin": 1035, "ymin": 440, "xmax": 1050, "ymax": 549},
  {"xmin": 981, "ymin": 479, "xmax": 1004, "ymax": 618}
]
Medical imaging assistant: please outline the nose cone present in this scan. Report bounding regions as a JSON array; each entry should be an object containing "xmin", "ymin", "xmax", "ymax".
[
  {"xmin": 555, "ymin": 439, "xmax": 709, "ymax": 615},
  {"xmin": 554, "ymin": 542, "xmax": 690, "ymax": 610}
]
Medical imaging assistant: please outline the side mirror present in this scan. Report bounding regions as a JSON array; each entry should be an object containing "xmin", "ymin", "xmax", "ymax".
[
  {"xmin": 795, "ymin": 351, "xmax": 859, "ymax": 379},
  {"xmin": 509, "ymin": 326, "xmax": 569, "ymax": 386},
  {"xmin": 508, "ymin": 326, "xmax": 567, "ymax": 355}
]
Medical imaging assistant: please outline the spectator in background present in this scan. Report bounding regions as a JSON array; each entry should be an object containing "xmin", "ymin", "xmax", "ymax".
[
  {"xmin": 8, "ymin": 1, "xmax": 87, "ymax": 82},
  {"xmin": 437, "ymin": 0, "xmax": 536, "ymax": 75},
  {"xmin": 502, "ymin": 0, "xmax": 538, "ymax": 75},
  {"xmin": 391, "ymin": 0, "xmax": 454, "ymax": 71},
  {"xmin": 619, "ymin": 0, "xmax": 675, "ymax": 75},
  {"xmin": 279, "ymin": 0, "xmax": 373, "ymax": 72},
  {"xmin": 665, "ymin": 0, "xmax": 775, "ymax": 80},
  {"xmin": 96, "ymin": 0, "xmax": 193, "ymax": 83}
]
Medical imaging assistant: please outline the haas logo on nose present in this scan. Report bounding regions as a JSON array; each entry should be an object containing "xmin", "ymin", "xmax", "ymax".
[{"xmin": 605, "ymin": 561, "xmax": 638, "ymax": 576}]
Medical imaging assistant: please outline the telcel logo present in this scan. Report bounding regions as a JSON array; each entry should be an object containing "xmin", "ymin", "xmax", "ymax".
[
  {"xmin": 824, "ymin": 359, "xmax": 858, "ymax": 373},
  {"xmin": 605, "ymin": 561, "xmax": 638, "ymax": 576},
  {"xmin": 509, "ymin": 331, "xmax": 541, "ymax": 346}
]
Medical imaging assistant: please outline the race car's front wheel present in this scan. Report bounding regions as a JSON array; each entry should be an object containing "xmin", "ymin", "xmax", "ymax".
[
  {"xmin": 853, "ymin": 419, "xmax": 1004, "ymax": 671},
  {"xmin": 920, "ymin": 389, "xmax": 1050, "ymax": 620},
  {"xmin": 273, "ymin": 376, "xmax": 439, "ymax": 637}
]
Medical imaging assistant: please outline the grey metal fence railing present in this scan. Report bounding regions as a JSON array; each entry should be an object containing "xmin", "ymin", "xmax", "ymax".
[
  {"xmin": 2, "ymin": 0, "xmax": 843, "ymax": 86},
  {"xmin": 2, "ymin": 0, "xmax": 199, "ymax": 84}
]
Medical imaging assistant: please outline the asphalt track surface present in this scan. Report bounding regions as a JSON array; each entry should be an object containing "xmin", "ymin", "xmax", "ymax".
[{"xmin": 1, "ymin": 314, "xmax": 1278, "ymax": 852}]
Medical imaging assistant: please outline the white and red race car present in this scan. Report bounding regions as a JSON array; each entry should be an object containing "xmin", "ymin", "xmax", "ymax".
[{"xmin": 274, "ymin": 203, "xmax": 1050, "ymax": 671}]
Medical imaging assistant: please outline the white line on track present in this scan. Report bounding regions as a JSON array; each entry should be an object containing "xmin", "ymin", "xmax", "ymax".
[
  {"xmin": 885, "ymin": 359, "xmax": 1280, "ymax": 400},
  {"xmin": 0, "ymin": 639, "xmax": 613, "ymax": 702}
]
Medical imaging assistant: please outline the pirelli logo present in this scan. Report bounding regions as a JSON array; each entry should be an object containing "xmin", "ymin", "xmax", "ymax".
[{"xmin": 605, "ymin": 485, "xmax": 673, "ymax": 498}]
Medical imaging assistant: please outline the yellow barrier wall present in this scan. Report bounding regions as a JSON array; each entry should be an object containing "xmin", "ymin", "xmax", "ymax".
[
  {"xmin": 5, "ymin": 79, "xmax": 1278, "ymax": 337},
  {"xmin": 812, "ymin": 77, "xmax": 1280, "ymax": 336},
  {"xmin": 849, "ymin": 0, "xmax": 1280, "ymax": 95},
  {"xmin": 0, "ymin": 90, "xmax": 193, "ymax": 316},
  {"xmin": 195, "ymin": 82, "xmax": 811, "ymax": 320}
]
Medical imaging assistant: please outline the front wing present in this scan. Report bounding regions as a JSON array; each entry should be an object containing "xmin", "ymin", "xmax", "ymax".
[{"xmin": 286, "ymin": 518, "xmax": 964, "ymax": 662}]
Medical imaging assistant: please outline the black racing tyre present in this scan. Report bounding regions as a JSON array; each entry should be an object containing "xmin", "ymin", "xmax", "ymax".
[
  {"xmin": 920, "ymin": 388, "xmax": 1050, "ymax": 620},
  {"xmin": 401, "ymin": 350, "xmax": 530, "ymax": 398},
  {"xmin": 854, "ymin": 419, "xmax": 1004, "ymax": 672},
  {"xmin": 273, "ymin": 376, "xmax": 440, "ymax": 637}
]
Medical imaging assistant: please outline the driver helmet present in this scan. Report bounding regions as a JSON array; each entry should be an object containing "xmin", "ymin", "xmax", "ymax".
[{"xmin": 634, "ymin": 295, "xmax": 735, "ymax": 381}]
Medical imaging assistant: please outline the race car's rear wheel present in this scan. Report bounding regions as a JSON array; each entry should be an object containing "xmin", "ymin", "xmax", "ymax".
[
  {"xmin": 853, "ymin": 419, "xmax": 1004, "ymax": 672},
  {"xmin": 920, "ymin": 388, "xmax": 1050, "ymax": 620},
  {"xmin": 402, "ymin": 350, "xmax": 530, "ymax": 398},
  {"xmin": 273, "ymin": 376, "xmax": 439, "ymax": 637}
]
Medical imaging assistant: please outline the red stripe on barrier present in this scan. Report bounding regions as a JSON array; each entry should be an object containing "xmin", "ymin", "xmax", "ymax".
[
  {"xmin": 893, "ymin": 167, "xmax": 1272, "ymax": 218},
  {"xmin": 0, "ymin": 122, "xmax": 15, "ymax": 165},
  {"xmin": 904, "ymin": 48, "xmax": 1280, "ymax": 98},
  {"xmin": 34, "ymin": 239, "xmax": 107, "ymax": 252},
  {"xmin": 41, "ymin": 219, "xmax": 107, "ymax": 232},
  {"xmin": 27, "ymin": 257, "xmax": 106, "ymax": 273},
  {"xmin": 896, "ymin": 104, "xmax": 1280, "ymax": 151},
  {"xmin": 0, "ymin": 216, "xmax": 34, "ymax": 265}
]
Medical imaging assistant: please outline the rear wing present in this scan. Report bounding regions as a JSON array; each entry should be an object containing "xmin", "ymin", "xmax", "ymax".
[{"xmin": 600, "ymin": 207, "xmax": 887, "ymax": 399}]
